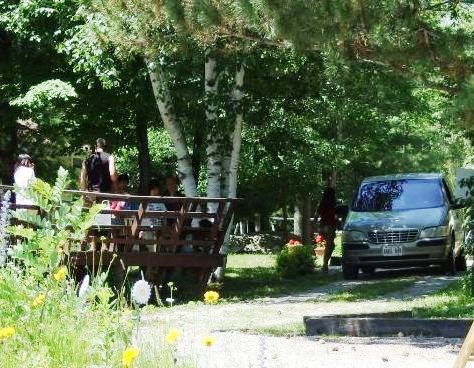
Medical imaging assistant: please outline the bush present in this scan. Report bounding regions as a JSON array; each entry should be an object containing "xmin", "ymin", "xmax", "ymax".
[{"xmin": 275, "ymin": 240, "xmax": 315, "ymax": 278}]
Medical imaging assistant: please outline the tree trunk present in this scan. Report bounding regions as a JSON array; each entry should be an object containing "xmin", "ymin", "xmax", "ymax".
[
  {"xmin": 282, "ymin": 203, "xmax": 289, "ymax": 241},
  {"xmin": 214, "ymin": 63, "xmax": 245, "ymax": 282},
  {"xmin": 192, "ymin": 122, "xmax": 204, "ymax": 183},
  {"xmin": 329, "ymin": 120, "xmax": 343, "ymax": 189},
  {"xmin": 255, "ymin": 213, "xmax": 261, "ymax": 233},
  {"xmin": 204, "ymin": 51, "xmax": 221, "ymax": 210},
  {"xmin": 303, "ymin": 196, "xmax": 312, "ymax": 244},
  {"xmin": 135, "ymin": 114, "xmax": 151, "ymax": 195},
  {"xmin": 294, "ymin": 197, "xmax": 304, "ymax": 238},
  {"xmin": 227, "ymin": 64, "xmax": 245, "ymax": 199},
  {"xmin": 146, "ymin": 58, "xmax": 197, "ymax": 197}
]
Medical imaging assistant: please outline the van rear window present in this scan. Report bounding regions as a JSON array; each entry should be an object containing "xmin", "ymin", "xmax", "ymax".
[{"xmin": 352, "ymin": 179, "xmax": 444, "ymax": 212}]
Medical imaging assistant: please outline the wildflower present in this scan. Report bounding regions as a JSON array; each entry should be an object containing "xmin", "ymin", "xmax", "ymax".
[
  {"xmin": 0, "ymin": 327, "xmax": 15, "ymax": 340},
  {"xmin": 122, "ymin": 346, "xmax": 139, "ymax": 367},
  {"xmin": 53, "ymin": 266, "xmax": 68, "ymax": 282},
  {"xmin": 78, "ymin": 274, "xmax": 90, "ymax": 298},
  {"xmin": 165, "ymin": 329, "xmax": 181, "ymax": 344},
  {"xmin": 204, "ymin": 291, "xmax": 220, "ymax": 304},
  {"xmin": 0, "ymin": 190, "xmax": 11, "ymax": 266},
  {"xmin": 131, "ymin": 279, "xmax": 151, "ymax": 305},
  {"xmin": 32, "ymin": 293, "xmax": 46, "ymax": 307},
  {"xmin": 202, "ymin": 336, "xmax": 215, "ymax": 347}
]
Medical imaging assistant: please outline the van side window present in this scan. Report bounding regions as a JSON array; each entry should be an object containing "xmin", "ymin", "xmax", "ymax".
[{"xmin": 442, "ymin": 179, "xmax": 453, "ymax": 204}]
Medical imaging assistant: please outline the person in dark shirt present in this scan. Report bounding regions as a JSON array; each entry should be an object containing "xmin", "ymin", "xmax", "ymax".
[
  {"xmin": 81, "ymin": 138, "xmax": 117, "ymax": 193},
  {"xmin": 316, "ymin": 186, "xmax": 338, "ymax": 274}
]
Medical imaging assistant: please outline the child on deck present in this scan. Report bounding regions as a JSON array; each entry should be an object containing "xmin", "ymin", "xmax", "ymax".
[{"xmin": 140, "ymin": 180, "xmax": 167, "ymax": 252}]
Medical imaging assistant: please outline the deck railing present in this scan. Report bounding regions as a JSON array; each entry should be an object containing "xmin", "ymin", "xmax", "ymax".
[{"xmin": 0, "ymin": 185, "xmax": 239, "ymax": 291}]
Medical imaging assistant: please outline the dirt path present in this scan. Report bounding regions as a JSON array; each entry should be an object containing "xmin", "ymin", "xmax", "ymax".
[
  {"xmin": 140, "ymin": 272, "xmax": 463, "ymax": 368},
  {"xmin": 142, "ymin": 272, "xmax": 459, "ymax": 331}
]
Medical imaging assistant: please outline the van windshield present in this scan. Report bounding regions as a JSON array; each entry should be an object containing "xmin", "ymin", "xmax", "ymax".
[{"xmin": 352, "ymin": 179, "xmax": 444, "ymax": 212}]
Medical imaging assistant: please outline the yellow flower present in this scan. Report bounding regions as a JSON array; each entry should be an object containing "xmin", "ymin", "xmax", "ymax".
[
  {"xmin": 122, "ymin": 346, "xmax": 139, "ymax": 367},
  {"xmin": 165, "ymin": 329, "xmax": 181, "ymax": 344},
  {"xmin": 32, "ymin": 293, "xmax": 46, "ymax": 307},
  {"xmin": 53, "ymin": 266, "xmax": 68, "ymax": 282},
  {"xmin": 202, "ymin": 336, "xmax": 215, "ymax": 347},
  {"xmin": 0, "ymin": 327, "xmax": 16, "ymax": 340},
  {"xmin": 204, "ymin": 291, "xmax": 220, "ymax": 304}
]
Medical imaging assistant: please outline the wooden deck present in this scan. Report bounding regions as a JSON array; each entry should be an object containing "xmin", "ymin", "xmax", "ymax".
[{"xmin": 0, "ymin": 186, "xmax": 239, "ymax": 292}]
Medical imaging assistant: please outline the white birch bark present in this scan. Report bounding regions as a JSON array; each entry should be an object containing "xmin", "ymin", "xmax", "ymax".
[
  {"xmin": 224, "ymin": 63, "xmax": 245, "ymax": 198},
  {"xmin": 205, "ymin": 51, "xmax": 221, "ymax": 211},
  {"xmin": 214, "ymin": 63, "xmax": 245, "ymax": 282},
  {"xmin": 294, "ymin": 197, "xmax": 304, "ymax": 237},
  {"xmin": 146, "ymin": 58, "xmax": 197, "ymax": 197}
]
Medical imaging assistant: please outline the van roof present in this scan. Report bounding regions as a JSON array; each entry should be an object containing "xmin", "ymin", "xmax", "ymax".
[{"xmin": 362, "ymin": 173, "xmax": 443, "ymax": 183}]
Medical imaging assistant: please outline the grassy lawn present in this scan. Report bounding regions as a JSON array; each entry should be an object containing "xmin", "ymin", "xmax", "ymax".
[
  {"xmin": 215, "ymin": 254, "xmax": 340, "ymax": 301},
  {"xmin": 325, "ymin": 278, "xmax": 416, "ymax": 302},
  {"xmin": 412, "ymin": 278, "xmax": 474, "ymax": 318},
  {"xmin": 237, "ymin": 323, "xmax": 306, "ymax": 337}
]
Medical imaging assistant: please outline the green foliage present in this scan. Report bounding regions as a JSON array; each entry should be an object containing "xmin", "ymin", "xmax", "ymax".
[
  {"xmin": 457, "ymin": 75, "xmax": 474, "ymax": 127},
  {"xmin": 8, "ymin": 167, "xmax": 103, "ymax": 275},
  {"xmin": 115, "ymin": 128, "xmax": 177, "ymax": 188},
  {"xmin": 0, "ymin": 169, "xmax": 193, "ymax": 367},
  {"xmin": 10, "ymin": 79, "xmax": 77, "ymax": 111},
  {"xmin": 412, "ymin": 277, "xmax": 474, "ymax": 318},
  {"xmin": 275, "ymin": 242, "xmax": 315, "ymax": 279}
]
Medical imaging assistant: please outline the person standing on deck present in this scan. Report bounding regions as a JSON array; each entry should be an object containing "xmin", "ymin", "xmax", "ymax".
[
  {"xmin": 13, "ymin": 154, "xmax": 36, "ymax": 206},
  {"xmin": 81, "ymin": 138, "xmax": 118, "ymax": 193}
]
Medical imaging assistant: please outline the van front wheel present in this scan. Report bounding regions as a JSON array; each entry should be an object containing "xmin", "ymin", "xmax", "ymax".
[{"xmin": 342, "ymin": 263, "xmax": 359, "ymax": 280}]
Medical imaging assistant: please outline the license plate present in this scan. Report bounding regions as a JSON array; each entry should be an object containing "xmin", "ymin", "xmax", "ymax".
[{"xmin": 382, "ymin": 246, "xmax": 403, "ymax": 256}]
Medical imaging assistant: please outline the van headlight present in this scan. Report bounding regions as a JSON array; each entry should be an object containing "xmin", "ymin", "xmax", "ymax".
[
  {"xmin": 419, "ymin": 226, "xmax": 449, "ymax": 239},
  {"xmin": 342, "ymin": 230, "xmax": 367, "ymax": 242}
]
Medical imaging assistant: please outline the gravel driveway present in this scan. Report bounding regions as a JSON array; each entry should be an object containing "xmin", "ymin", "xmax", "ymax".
[
  {"xmin": 193, "ymin": 332, "xmax": 462, "ymax": 368},
  {"xmin": 140, "ymin": 272, "xmax": 465, "ymax": 368}
]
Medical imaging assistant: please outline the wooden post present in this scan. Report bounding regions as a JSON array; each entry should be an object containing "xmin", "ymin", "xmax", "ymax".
[{"xmin": 453, "ymin": 322, "xmax": 474, "ymax": 368}]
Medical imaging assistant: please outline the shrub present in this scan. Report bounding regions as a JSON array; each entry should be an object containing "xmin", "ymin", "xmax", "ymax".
[
  {"xmin": 275, "ymin": 240, "xmax": 315, "ymax": 278},
  {"xmin": 0, "ymin": 168, "xmax": 197, "ymax": 367}
]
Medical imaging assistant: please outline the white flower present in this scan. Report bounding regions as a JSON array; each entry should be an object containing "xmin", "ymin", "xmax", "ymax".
[
  {"xmin": 131, "ymin": 279, "xmax": 151, "ymax": 305},
  {"xmin": 165, "ymin": 297, "xmax": 175, "ymax": 305},
  {"xmin": 78, "ymin": 275, "xmax": 90, "ymax": 298}
]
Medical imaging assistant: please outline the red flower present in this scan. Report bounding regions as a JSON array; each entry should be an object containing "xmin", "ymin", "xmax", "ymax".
[
  {"xmin": 288, "ymin": 239, "xmax": 301, "ymax": 247},
  {"xmin": 315, "ymin": 234, "xmax": 325, "ymax": 244}
]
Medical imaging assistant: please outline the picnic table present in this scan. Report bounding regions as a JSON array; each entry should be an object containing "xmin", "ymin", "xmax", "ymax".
[{"xmin": 1, "ymin": 185, "xmax": 239, "ymax": 293}]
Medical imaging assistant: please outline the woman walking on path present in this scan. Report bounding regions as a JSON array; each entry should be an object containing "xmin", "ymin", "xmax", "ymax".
[
  {"xmin": 13, "ymin": 154, "xmax": 36, "ymax": 206},
  {"xmin": 316, "ymin": 186, "xmax": 338, "ymax": 274}
]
